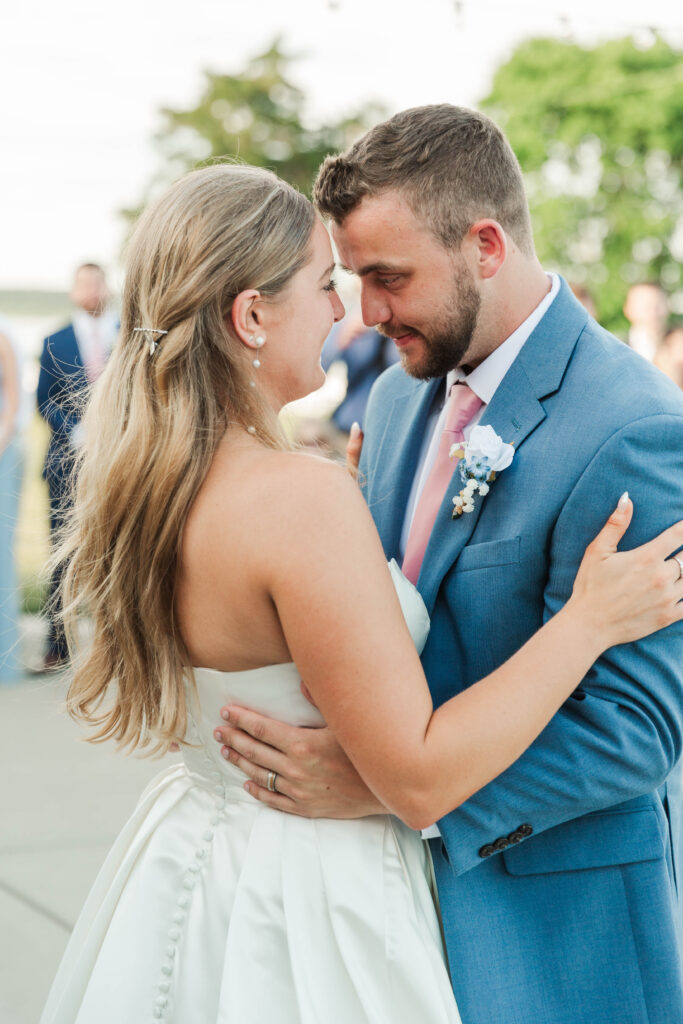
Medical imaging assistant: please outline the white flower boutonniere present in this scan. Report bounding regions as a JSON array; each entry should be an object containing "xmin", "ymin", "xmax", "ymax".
[{"xmin": 449, "ymin": 424, "xmax": 515, "ymax": 517}]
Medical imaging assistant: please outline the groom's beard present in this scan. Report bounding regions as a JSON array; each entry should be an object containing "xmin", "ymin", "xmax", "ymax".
[{"xmin": 377, "ymin": 268, "xmax": 481, "ymax": 381}]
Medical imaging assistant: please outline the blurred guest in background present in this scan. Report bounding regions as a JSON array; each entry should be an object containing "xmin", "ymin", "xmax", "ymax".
[
  {"xmin": 37, "ymin": 263, "xmax": 117, "ymax": 670},
  {"xmin": 623, "ymin": 281, "xmax": 668, "ymax": 362},
  {"xmin": 0, "ymin": 317, "xmax": 24, "ymax": 684},
  {"xmin": 655, "ymin": 322, "xmax": 683, "ymax": 388},
  {"xmin": 321, "ymin": 312, "xmax": 399, "ymax": 439}
]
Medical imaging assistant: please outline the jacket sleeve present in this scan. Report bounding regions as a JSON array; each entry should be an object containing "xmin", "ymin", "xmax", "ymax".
[
  {"xmin": 436, "ymin": 413, "xmax": 683, "ymax": 875},
  {"xmin": 37, "ymin": 336, "xmax": 81, "ymax": 439}
]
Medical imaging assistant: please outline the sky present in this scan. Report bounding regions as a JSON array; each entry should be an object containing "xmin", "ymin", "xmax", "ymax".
[{"xmin": 2, "ymin": 0, "xmax": 681, "ymax": 290}]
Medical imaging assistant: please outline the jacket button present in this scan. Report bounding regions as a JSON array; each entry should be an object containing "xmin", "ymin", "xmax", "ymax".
[
  {"xmin": 507, "ymin": 830, "xmax": 524, "ymax": 844},
  {"xmin": 517, "ymin": 823, "xmax": 533, "ymax": 837},
  {"xmin": 478, "ymin": 844, "xmax": 495, "ymax": 858},
  {"xmin": 492, "ymin": 836, "xmax": 510, "ymax": 852}
]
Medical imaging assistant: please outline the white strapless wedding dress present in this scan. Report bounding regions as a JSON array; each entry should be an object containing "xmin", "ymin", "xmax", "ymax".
[{"xmin": 41, "ymin": 562, "xmax": 461, "ymax": 1023}]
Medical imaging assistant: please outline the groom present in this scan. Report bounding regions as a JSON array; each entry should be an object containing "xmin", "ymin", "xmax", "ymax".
[{"xmin": 214, "ymin": 105, "xmax": 683, "ymax": 1023}]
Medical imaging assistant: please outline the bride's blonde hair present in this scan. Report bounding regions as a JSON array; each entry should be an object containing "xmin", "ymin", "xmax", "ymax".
[{"xmin": 58, "ymin": 164, "xmax": 315, "ymax": 754}]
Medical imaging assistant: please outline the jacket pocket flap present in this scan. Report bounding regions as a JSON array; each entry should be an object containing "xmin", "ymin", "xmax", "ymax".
[
  {"xmin": 502, "ymin": 808, "xmax": 664, "ymax": 876},
  {"xmin": 456, "ymin": 536, "xmax": 521, "ymax": 573}
]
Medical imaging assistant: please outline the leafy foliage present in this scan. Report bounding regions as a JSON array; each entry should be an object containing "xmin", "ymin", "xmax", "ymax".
[
  {"xmin": 481, "ymin": 34, "xmax": 683, "ymax": 332},
  {"xmin": 131, "ymin": 38, "xmax": 385, "ymax": 209}
]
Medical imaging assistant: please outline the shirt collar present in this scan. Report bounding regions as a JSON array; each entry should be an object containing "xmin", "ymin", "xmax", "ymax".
[
  {"xmin": 73, "ymin": 308, "xmax": 118, "ymax": 343},
  {"xmin": 448, "ymin": 272, "xmax": 560, "ymax": 404}
]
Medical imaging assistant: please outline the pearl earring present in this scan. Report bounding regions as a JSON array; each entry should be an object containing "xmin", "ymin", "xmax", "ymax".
[{"xmin": 250, "ymin": 334, "xmax": 265, "ymax": 369}]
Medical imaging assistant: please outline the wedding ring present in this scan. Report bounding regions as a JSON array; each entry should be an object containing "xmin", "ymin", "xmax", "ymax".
[
  {"xmin": 674, "ymin": 556, "xmax": 683, "ymax": 582},
  {"xmin": 267, "ymin": 771, "xmax": 279, "ymax": 793}
]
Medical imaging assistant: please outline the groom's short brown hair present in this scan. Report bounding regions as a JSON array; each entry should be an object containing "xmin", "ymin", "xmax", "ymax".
[{"xmin": 313, "ymin": 104, "xmax": 534, "ymax": 257}]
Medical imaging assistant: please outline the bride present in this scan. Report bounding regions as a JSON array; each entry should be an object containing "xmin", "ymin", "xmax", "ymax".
[{"xmin": 42, "ymin": 164, "xmax": 683, "ymax": 1024}]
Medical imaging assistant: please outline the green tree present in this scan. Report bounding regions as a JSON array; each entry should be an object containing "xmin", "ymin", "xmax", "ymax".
[
  {"xmin": 481, "ymin": 34, "xmax": 683, "ymax": 333},
  {"xmin": 133, "ymin": 38, "xmax": 385, "ymax": 207}
]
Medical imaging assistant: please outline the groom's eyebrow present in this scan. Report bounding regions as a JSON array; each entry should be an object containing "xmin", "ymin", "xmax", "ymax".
[{"xmin": 340, "ymin": 262, "xmax": 403, "ymax": 277}]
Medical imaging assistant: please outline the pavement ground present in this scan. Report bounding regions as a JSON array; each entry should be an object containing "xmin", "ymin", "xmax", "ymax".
[{"xmin": 0, "ymin": 617, "xmax": 179, "ymax": 1024}]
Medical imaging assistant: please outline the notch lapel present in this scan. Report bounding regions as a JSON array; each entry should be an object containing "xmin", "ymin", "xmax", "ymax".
[
  {"xmin": 416, "ymin": 277, "xmax": 588, "ymax": 615},
  {"xmin": 417, "ymin": 361, "xmax": 545, "ymax": 614}
]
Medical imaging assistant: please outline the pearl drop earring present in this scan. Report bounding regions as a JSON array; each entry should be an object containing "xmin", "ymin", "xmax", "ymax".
[
  {"xmin": 246, "ymin": 333, "xmax": 266, "ymax": 434},
  {"xmin": 250, "ymin": 334, "xmax": 265, "ymax": 369}
]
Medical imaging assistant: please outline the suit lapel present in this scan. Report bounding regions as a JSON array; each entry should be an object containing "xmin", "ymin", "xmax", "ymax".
[
  {"xmin": 68, "ymin": 324, "xmax": 86, "ymax": 374},
  {"xmin": 417, "ymin": 277, "xmax": 588, "ymax": 614},
  {"xmin": 53, "ymin": 324, "xmax": 86, "ymax": 379},
  {"xmin": 417, "ymin": 361, "xmax": 546, "ymax": 614},
  {"xmin": 368, "ymin": 377, "xmax": 441, "ymax": 559}
]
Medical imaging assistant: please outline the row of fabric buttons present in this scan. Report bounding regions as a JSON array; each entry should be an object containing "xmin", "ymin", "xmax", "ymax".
[
  {"xmin": 478, "ymin": 823, "xmax": 533, "ymax": 859},
  {"xmin": 151, "ymin": 714, "xmax": 226, "ymax": 1019}
]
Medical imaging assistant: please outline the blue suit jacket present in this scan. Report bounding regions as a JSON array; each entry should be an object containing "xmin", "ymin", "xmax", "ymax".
[
  {"xmin": 360, "ymin": 279, "xmax": 683, "ymax": 1024},
  {"xmin": 321, "ymin": 325, "xmax": 400, "ymax": 432},
  {"xmin": 37, "ymin": 324, "xmax": 91, "ymax": 488}
]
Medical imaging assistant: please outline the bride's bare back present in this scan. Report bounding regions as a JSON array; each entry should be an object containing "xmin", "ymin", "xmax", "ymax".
[{"xmin": 178, "ymin": 437, "xmax": 303, "ymax": 671}]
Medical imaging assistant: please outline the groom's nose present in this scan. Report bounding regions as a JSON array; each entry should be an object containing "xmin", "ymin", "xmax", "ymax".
[{"xmin": 360, "ymin": 284, "xmax": 392, "ymax": 328}]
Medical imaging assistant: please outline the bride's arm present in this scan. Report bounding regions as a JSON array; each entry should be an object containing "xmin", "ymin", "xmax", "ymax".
[{"xmin": 253, "ymin": 457, "xmax": 682, "ymax": 831}]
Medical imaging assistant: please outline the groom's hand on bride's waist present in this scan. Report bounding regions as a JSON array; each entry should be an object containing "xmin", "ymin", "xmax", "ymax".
[{"xmin": 212, "ymin": 704, "xmax": 385, "ymax": 818}]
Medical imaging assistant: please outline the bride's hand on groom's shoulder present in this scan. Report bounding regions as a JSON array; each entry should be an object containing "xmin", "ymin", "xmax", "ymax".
[
  {"xmin": 346, "ymin": 422, "xmax": 363, "ymax": 478},
  {"xmin": 212, "ymin": 705, "xmax": 385, "ymax": 819}
]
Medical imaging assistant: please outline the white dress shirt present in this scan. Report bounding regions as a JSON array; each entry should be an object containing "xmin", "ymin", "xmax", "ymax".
[
  {"xmin": 72, "ymin": 309, "xmax": 118, "ymax": 373},
  {"xmin": 70, "ymin": 310, "xmax": 118, "ymax": 446},
  {"xmin": 403, "ymin": 273, "xmax": 560, "ymax": 839},
  {"xmin": 627, "ymin": 326, "xmax": 658, "ymax": 363}
]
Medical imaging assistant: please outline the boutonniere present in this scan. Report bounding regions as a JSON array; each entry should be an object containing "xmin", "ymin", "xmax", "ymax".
[{"xmin": 450, "ymin": 424, "xmax": 515, "ymax": 517}]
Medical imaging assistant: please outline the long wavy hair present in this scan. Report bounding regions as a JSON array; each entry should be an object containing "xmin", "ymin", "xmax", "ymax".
[{"xmin": 58, "ymin": 164, "xmax": 315, "ymax": 754}]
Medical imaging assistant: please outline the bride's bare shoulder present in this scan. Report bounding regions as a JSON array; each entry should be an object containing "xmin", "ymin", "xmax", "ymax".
[
  {"xmin": 251, "ymin": 449, "xmax": 362, "ymax": 513},
  {"xmin": 196, "ymin": 444, "xmax": 364, "ymax": 524}
]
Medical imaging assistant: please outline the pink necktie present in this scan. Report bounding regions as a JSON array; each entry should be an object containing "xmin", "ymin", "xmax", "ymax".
[{"xmin": 402, "ymin": 383, "xmax": 484, "ymax": 584}]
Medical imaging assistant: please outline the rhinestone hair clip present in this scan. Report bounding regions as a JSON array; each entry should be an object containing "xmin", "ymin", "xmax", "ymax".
[{"xmin": 133, "ymin": 326, "xmax": 168, "ymax": 355}]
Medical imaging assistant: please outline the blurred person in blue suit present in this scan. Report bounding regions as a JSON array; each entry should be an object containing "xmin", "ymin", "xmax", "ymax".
[
  {"xmin": 321, "ymin": 313, "xmax": 399, "ymax": 436},
  {"xmin": 0, "ymin": 317, "xmax": 26, "ymax": 683},
  {"xmin": 217, "ymin": 105, "xmax": 683, "ymax": 1024},
  {"xmin": 37, "ymin": 263, "xmax": 117, "ymax": 670}
]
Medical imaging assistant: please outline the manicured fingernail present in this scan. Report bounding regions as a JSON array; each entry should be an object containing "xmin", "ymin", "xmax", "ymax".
[
  {"xmin": 244, "ymin": 782, "xmax": 251, "ymax": 793},
  {"xmin": 221, "ymin": 747, "xmax": 230, "ymax": 759},
  {"xmin": 221, "ymin": 709, "xmax": 230, "ymax": 721},
  {"xmin": 213, "ymin": 730, "xmax": 222, "ymax": 742},
  {"xmin": 618, "ymin": 491, "xmax": 629, "ymax": 510},
  {"xmin": 350, "ymin": 422, "xmax": 360, "ymax": 439}
]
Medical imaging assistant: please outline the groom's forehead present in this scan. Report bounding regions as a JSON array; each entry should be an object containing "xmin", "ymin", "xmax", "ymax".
[{"xmin": 332, "ymin": 197, "xmax": 437, "ymax": 274}]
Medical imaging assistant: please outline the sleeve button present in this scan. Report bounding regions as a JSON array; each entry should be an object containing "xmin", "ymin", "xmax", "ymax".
[{"xmin": 478, "ymin": 843, "xmax": 495, "ymax": 858}]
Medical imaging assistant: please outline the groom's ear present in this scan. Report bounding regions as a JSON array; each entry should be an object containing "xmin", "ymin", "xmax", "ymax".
[{"xmin": 467, "ymin": 219, "xmax": 507, "ymax": 280}]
